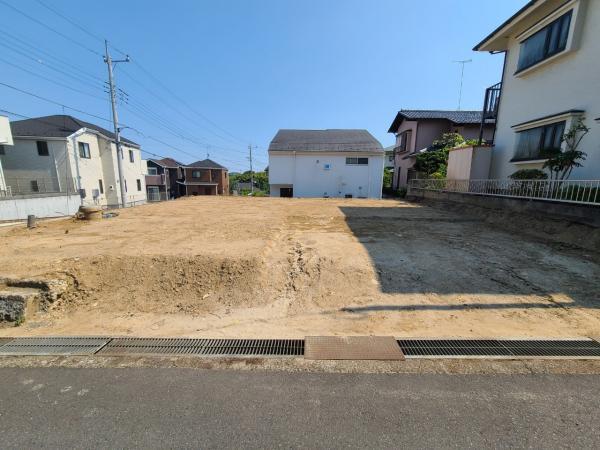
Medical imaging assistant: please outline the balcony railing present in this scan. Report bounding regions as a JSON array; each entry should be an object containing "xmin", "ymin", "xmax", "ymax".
[
  {"xmin": 145, "ymin": 174, "xmax": 165, "ymax": 186},
  {"xmin": 3, "ymin": 177, "xmax": 77, "ymax": 196},
  {"xmin": 408, "ymin": 178, "xmax": 600, "ymax": 205},
  {"xmin": 478, "ymin": 82, "xmax": 502, "ymax": 144}
]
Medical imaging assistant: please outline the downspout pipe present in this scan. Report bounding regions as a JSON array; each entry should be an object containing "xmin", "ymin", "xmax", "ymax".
[{"xmin": 67, "ymin": 128, "xmax": 88, "ymax": 206}]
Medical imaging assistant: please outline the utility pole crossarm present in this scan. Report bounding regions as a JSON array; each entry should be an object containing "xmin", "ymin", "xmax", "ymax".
[{"xmin": 104, "ymin": 40, "xmax": 130, "ymax": 208}]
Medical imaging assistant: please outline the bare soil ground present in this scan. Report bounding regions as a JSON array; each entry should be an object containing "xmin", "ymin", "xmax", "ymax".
[{"xmin": 1, "ymin": 196, "xmax": 599, "ymax": 338}]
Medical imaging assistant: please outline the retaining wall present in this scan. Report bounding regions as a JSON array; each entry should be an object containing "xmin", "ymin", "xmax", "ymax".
[
  {"xmin": 0, "ymin": 193, "xmax": 81, "ymax": 221},
  {"xmin": 408, "ymin": 189, "xmax": 600, "ymax": 251}
]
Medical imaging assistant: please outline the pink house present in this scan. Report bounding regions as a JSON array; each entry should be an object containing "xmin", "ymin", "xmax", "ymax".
[{"xmin": 387, "ymin": 110, "xmax": 496, "ymax": 188}]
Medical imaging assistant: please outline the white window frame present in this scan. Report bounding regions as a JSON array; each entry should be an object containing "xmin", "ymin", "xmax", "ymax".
[
  {"xmin": 514, "ymin": 0, "xmax": 585, "ymax": 78},
  {"xmin": 511, "ymin": 111, "xmax": 584, "ymax": 164}
]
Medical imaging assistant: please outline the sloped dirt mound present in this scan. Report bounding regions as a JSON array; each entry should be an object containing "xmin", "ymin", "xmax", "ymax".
[{"xmin": 53, "ymin": 255, "xmax": 272, "ymax": 314}]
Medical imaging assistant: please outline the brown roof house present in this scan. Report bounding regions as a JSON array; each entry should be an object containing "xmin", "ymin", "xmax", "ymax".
[
  {"xmin": 387, "ymin": 110, "xmax": 496, "ymax": 188},
  {"xmin": 178, "ymin": 159, "xmax": 229, "ymax": 196},
  {"xmin": 145, "ymin": 157, "xmax": 183, "ymax": 201}
]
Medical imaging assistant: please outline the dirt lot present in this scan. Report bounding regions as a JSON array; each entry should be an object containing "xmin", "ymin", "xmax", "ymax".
[{"xmin": 1, "ymin": 196, "xmax": 599, "ymax": 338}]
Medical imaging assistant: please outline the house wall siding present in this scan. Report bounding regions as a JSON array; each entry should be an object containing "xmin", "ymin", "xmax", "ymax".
[
  {"xmin": 268, "ymin": 152, "xmax": 383, "ymax": 199},
  {"xmin": 490, "ymin": 0, "xmax": 600, "ymax": 179},
  {"xmin": 1, "ymin": 138, "xmax": 63, "ymax": 187}
]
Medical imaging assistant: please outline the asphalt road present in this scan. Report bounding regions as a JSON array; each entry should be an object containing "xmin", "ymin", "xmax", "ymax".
[{"xmin": 1, "ymin": 368, "xmax": 599, "ymax": 449}]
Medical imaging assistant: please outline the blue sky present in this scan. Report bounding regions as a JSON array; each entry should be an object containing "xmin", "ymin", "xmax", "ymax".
[{"xmin": 0, "ymin": 0, "xmax": 526, "ymax": 171}]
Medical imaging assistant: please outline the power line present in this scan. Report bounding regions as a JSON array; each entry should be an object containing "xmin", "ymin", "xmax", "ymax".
[
  {"xmin": 0, "ymin": 0, "xmax": 102, "ymax": 56},
  {"xmin": 130, "ymin": 60, "xmax": 249, "ymax": 145},
  {"xmin": 3, "ymin": 0, "xmax": 255, "ymax": 154},
  {"xmin": 33, "ymin": 0, "xmax": 129, "ymax": 58},
  {"xmin": 0, "ymin": 39, "xmax": 105, "ymax": 92},
  {"xmin": 0, "ymin": 81, "xmax": 112, "ymax": 124},
  {"xmin": 0, "ymin": 56, "xmax": 107, "ymax": 101},
  {"xmin": 1, "ymin": 29, "xmax": 105, "ymax": 83},
  {"xmin": 117, "ymin": 66, "xmax": 249, "ymax": 151}
]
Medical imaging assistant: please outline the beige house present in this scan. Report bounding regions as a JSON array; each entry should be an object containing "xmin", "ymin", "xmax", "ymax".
[
  {"xmin": 474, "ymin": 0, "xmax": 600, "ymax": 180},
  {"xmin": 387, "ymin": 110, "xmax": 495, "ymax": 188},
  {"xmin": 1, "ymin": 115, "xmax": 147, "ymax": 207}
]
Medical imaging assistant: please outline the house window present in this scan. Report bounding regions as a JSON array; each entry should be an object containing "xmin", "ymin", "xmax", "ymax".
[
  {"xmin": 99, "ymin": 179, "xmax": 104, "ymax": 194},
  {"xmin": 36, "ymin": 141, "xmax": 49, "ymax": 156},
  {"xmin": 129, "ymin": 149, "xmax": 134, "ymax": 163},
  {"xmin": 345, "ymin": 157, "xmax": 369, "ymax": 165},
  {"xmin": 513, "ymin": 121, "xmax": 565, "ymax": 162},
  {"xmin": 192, "ymin": 170, "xmax": 202, "ymax": 178},
  {"xmin": 517, "ymin": 11, "xmax": 572, "ymax": 72},
  {"xmin": 124, "ymin": 179, "xmax": 128, "ymax": 192},
  {"xmin": 30, "ymin": 180, "xmax": 39, "ymax": 192},
  {"xmin": 78, "ymin": 142, "xmax": 91, "ymax": 159},
  {"xmin": 0, "ymin": 145, "xmax": 5, "ymax": 155},
  {"xmin": 147, "ymin": 166, "xmax": 158, "ymax": 175},
  {"xmin": 136, "ymin": 179, "xmax": 141, "ymax": 191}
]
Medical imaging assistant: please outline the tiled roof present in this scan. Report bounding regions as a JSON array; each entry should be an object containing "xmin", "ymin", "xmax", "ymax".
[
  {"xmin": 388, "ymin": 110, "xmax": 491, "ymax": 133},
  {"xmin": 185, "ymin": 158, "xmax": 228, "ymax": 169},
  {"xmin": 10, "ymin": 115, "xmax": 139, "ymax": 147},
  {"xmin": 269, "ymin": 129, "xmax": 383, "ymax": 152}
]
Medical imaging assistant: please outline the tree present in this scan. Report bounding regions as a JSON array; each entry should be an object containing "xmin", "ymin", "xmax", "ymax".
[
  {"xmin": 543, "ymin": 117, "xmax": 589, "ymax": 181},
  {"xmin": 414, "ymin": 132, "xmax": 476, "ymax": 178},
  {"xmin": 509, "ymin": 169, "xmax": 548, "ymax": 180},
  {"xmin": 383, "ymin": 167, "xmax": 393, "ymax": 189}
]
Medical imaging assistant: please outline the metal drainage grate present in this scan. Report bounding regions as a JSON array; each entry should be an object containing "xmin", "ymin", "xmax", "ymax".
[
  {"xmin": 0, "ymin": 337, "xmax": 110, "ymax": 356},
  {"xmin": 97, "ymin": 338, "xmax": 305, "ymax": 357},
  {"xmin": 397, "ymin": 339, "xmax": 600, "ymax": 358},
  {"xmin": 0, "ymin": 338, "xmax": 14, "ymax": 348}
]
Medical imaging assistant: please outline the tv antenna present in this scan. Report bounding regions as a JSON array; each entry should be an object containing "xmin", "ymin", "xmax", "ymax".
[{"xmin": 453, "ymin": 59, "xmax": 472, "ymax": 110}]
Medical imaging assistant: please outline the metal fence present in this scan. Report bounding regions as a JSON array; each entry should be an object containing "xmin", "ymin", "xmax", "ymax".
[
  {"xmin": 3, "ymin": 177, "xmax": 77, "ymax": 196},
  {"xmin": 408, "ymin": 178, "xmax": 600, "ymax": 205}
]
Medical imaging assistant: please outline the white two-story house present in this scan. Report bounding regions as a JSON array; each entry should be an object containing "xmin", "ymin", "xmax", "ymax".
[
  {"xmin": 474, "ymin": 0, "xmax": 600, "ymax": 179},
  {"xmin": 268, "ymin": 129, "xmax": 384, "ymax": 198},
  {"xmin": 1, "ymin": 115, "xmax": 147, "ymax": 207}
]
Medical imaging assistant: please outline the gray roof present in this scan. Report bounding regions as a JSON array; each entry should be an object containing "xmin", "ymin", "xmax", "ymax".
[
  {"xmin": 10, "ymin": 115, "xmax": 140, "ymax": 147},
  {"xmin": 387, "ymin": 110, "xmax": 493, "ymax": 133},
  {"xmin": 185, "ymin": 158, "xmax": 228, "ymax": 169},
  {"xmin": 269, "ymin": 129, "xmax": 383, "ymax": 153}
]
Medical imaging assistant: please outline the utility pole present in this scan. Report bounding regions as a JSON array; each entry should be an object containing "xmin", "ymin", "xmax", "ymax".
[
  {"xmin": 248, "ymin": 144, "xmax": 254, "ymax": 194},
  {"xmin": 453, "ymin": 59, "xmax": 472, "ymax": 110},
  {"xmin": 104, "ymin": 40, "xmax": 130, "ymax": 208}
]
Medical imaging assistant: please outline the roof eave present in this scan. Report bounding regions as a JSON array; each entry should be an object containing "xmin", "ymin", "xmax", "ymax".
[{"xmin": 473, "ymin": 0, "xmax": 539, "ymax": 52}]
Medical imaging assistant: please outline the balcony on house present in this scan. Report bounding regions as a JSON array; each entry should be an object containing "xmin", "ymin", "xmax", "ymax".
[
  {"xmin": 145, "ymin": 173, "xmax": 165, "ymax": 186},
  {"xmin": 478, "ymin": 82, "xmax": 502, "ymax": 144}
]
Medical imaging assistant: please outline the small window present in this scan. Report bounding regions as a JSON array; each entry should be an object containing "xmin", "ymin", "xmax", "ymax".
[
  {"xmin": 129, "ymin": 149, "xmax": 134, "ymax": 163},
  {"xmin": 124, "ymin": 179, "xmax": 128, "ymax": 192},
  {"xmin": 513, "ymin": 121, "xmax": 565, "ymax": 162},
  {"xmin": 517, "ymin": 11, "xmax": 572, "ymax": 72},
  {"xmin": 30, "ymin": 180, "xmax": 39, "ymax": 192},
  {"xmin": 0, "ymin": 145, "xmax": 5, "ymax": 155},
  {"xmin": 37, "ymin": 141, "xmax": 49, "ymax": 156},
  {"xmin": 136, "ymin": 179, "xmax": 141, "ymax": 191},
  {"xmin": 192, "ymin": 170, "xmax": 201, "ymax": 178},
  {"xmin": 147, "ymin": 167, "xmax": 158, "ymax": 175},
  {"xmin": 78, "ymin": 142, "xmax": 91, "ymax": 159},
  {"xmin": 346, "ymin": 157, "xmax": 368, "ymax": 165},
  {"xmin": 98, "ymin": 179, "xmax": 104, "ymax": 194}
]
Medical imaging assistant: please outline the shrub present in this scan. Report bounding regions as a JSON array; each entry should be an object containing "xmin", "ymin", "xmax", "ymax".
[{"xmin": 509, "ymin": 169, "xmax": 548, "ymax": 180}]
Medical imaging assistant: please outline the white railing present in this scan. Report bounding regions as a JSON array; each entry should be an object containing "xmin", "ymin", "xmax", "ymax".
[
  {"xmin": 0, "ymin": 186, "xmax": 12, "ymax": 197},
  {"xmin": 408, "ymin": 179, "xmax": 600, "ymax": 205},
  {"xmin": 4, "ymin": 177, "xmax": 77, "ymax": 196}
]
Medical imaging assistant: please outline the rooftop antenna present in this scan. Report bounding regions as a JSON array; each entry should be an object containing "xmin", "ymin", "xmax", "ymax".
[{"xmin": 453, "ymin": 59, "xmax": 472, "ymax": 110}]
